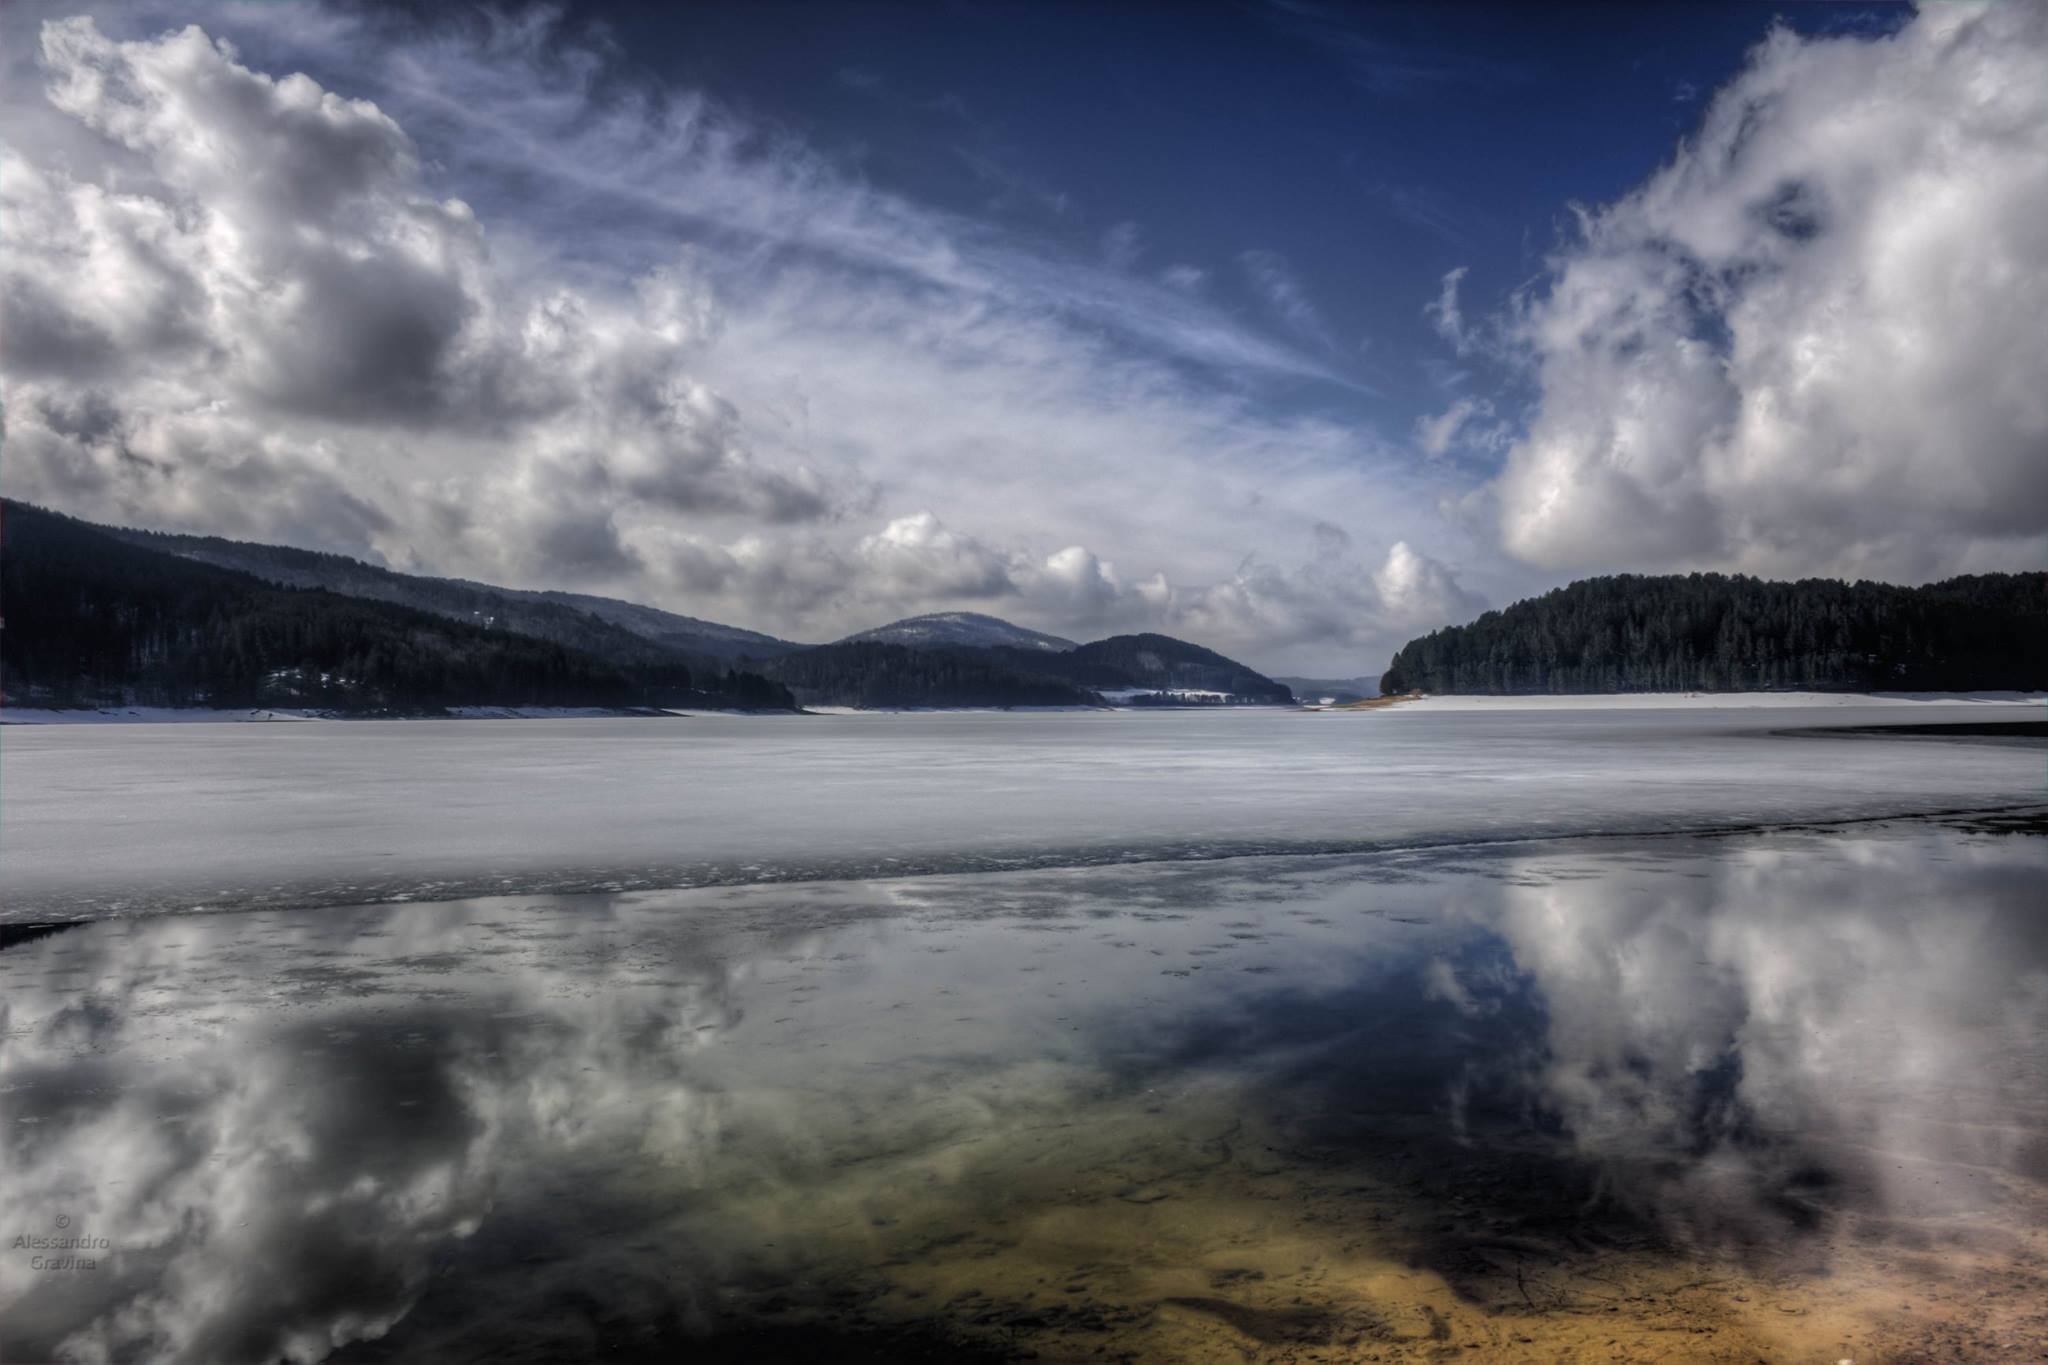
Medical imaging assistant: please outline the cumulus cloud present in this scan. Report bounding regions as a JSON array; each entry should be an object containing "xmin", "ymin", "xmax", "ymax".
[
  {"xmin": 1032, "ymin": 544, "xmax": 1118, "ymax": 615},
  {"xmin": 1163, "ymin": 536, "xmax": 1481, "ymax": 661},
  {"xmin": 1449, "ymin": 830, "xmax": 2048, "ymax": 1246},
  {"xmin": 1493, "ymin": 2, "xmax": 2048, "ymax": 580},
  {"xmin": 1371, "ymin": 540, "xmax": 1484, "ymax": 627},
  {"xmin": 838, "ymin": 509, "xmax": 1482, "ymax": 667},
  {"xmin": 0, "ymin": 4, "xmax": 1481, "ymax": 672},
  {"xmin": 856, "ymin": 511, "xmax": 1017, "ymax": 600},
  {"xmin": 1, "ymin": 16, "xmax": 830, "ymax": 580}
]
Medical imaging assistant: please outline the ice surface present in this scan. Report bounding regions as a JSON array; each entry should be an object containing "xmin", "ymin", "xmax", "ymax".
[
  {"xmin": 1388, "ymin": 690, "xmax": 2048, "ymax": 710},
  {"xmin": 3, "ymin": 818, "xmax": 2045, "ymax": 1360},
  {"xmin": 0, "ymin": 706, "xmax": 329, "ymax": 724},
  {"xmin": 2, "ymin": 705, "xmax": 2043, "ymax": 921}
]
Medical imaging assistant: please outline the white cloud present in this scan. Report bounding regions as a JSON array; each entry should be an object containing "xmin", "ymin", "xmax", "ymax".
[
  {"xmin": 1238, "ymin": 247, "xmax": 1338, "ymax": 352},
  {"xmin": 856, "ymin": 511, "xmax": 1017, "ymax": 600},
  {"xmin": 1035, "ymin": 544, "xmax": 1123, "ymax": 616},
  {"xmin": 1, "ymin": 17, "xmax": 831, "ymax": 581},
  {"xmin": 1371, "ymin": 540, "xmax": 1484, "ymax": 627},
  {"xmin": 1465, "ymin": 830, "xmax": 2048, "ymax": 1246},
  {"xmin": 1163, "ymin": 536, "xmax": 1481, "ymax": 663},
  {"xmin": 1414, "ymin": 395, "xmax": 1499, "ymax": 460},
  {"xmin": 1493, "ymin": 2, "xmax": 2048, "ymax": 580},
  {"xmin": 1423, "ymin": 265, "xmax": 1470, "ymax": 352},
  {"xmin": 0, "ymin": 5, "xmax": 1482, "ymax": 673}
]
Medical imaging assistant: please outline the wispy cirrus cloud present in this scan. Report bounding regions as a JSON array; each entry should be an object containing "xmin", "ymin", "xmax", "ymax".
[
  {"xmin": 1238, "ymin": 248, "xmax": 1345, "ymax": 357},
  {"xmin": 0, "ymin": 2, "xmax": 1475, "ymax": 675},
  {"xmin": 1259, "ymin": 0, "xmax": 1528, "ymax": 98}
]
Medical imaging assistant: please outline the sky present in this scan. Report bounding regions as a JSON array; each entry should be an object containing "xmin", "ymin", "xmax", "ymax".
[{"xmin": 2, "ymin": 0, "xmax": 2043, "ymax": 675}]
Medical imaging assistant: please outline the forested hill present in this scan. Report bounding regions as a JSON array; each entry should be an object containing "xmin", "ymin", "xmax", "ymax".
[
  {"xmin": 0, "ymin": 501, "xmax": 794, "ymax": 713},
  {"xmin": 115, "ymin": 526, "xmax": 799, "ymax": 665},
  {"xmin": 984, "ymin": 634, "xmax": 1296, "ymax": 702},
  {"xmin": 758, "ymin": 632, "xmax": 1296, "ymax": 708},
  {"xmin": 1379, "ymin": 571, "xmax": 2048, "ymax": 695},
  {"xmin": 840, "ymin": 611, "xmax": 1076, "ymax": 652},
  {"xmin": 4, "ymin": 500, "xmax": 1294, "ymax": 712},
  {"xmin": 760, "ymin": 642, "xmax": 1100, "ymax": 709}
]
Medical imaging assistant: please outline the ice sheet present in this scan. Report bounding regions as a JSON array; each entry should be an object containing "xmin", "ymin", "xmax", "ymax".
[{"xmin": 3, "ymin": 705, "xmax": 2043, "ymax": 921}]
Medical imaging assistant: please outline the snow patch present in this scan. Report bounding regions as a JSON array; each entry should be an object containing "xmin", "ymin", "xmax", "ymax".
[
  {"xmin": 1376, "ymin": 692, "xmax": 2048, "ymax": 713},
  {"xmin": 1, "ymin": 707, "xmax": 329, "ymax": 725}
]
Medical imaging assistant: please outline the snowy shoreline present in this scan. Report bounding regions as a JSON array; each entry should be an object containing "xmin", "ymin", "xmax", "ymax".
[
  {"xmin": 3, "ymin": 691, "xmax": 2043, "ymax": 724},
  {"xmin": 1355, "ymin": 690, "xmax": 2047, "ymax": 713},
  {"xmin": 0, "ymin": 705, "xmax": 788, "ymax": 725},
  {"xmin": 0, "ymin": 703, "xmax": 1130, "ymax": 725}
]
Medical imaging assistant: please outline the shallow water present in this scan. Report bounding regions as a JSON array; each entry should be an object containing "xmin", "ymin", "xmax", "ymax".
[
  {"xmin": 4, "ymin": 811, "xmax": 2046, "ymax": 1362},
  {"xmin": 4, "ymin": 706, "xmax": 2046, "ymax": 921}
]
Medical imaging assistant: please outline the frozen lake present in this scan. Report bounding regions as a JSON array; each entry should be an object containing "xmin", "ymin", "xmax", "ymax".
[
  {"xmin": 4, "ymin": 706, "xmax": 2046, "ymax": 1360},
  {"xmin": 3, "ymin": 813, "xmax": 2045, "ymax": 1361},
  {"xmin": 3, "ymin": 705, "xmax": 2044, "ymax": 922}
]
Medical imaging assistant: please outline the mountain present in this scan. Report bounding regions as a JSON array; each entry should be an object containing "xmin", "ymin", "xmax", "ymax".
[
  {"xmin": 111, "ymin": 527, "xmax": 800, "ymax": 665},
  {"xmin": 7, "ymin": 502, "xmax": 1292, "ymax": 713},
  {"xmin": 1379, "ymin": 571, "xmax": 2048, "ymax": 695},
  {"xmin": 759, "ymin": 642, "xmax": 1100, "ymax": 708},
  {"xmin": 763, "ymin": 629, "xmax": 1295, "ymax": 708},
  {"xmin": 1, "ymin": 501, "xmax": 795, "ymax": 713},
  {"xmin": 839, "ymin": 611, "xmax": 1076, "ymax": 652},
  {"xmin": 830, "ymin": 615, "xmax": 1297, "ymax": 704},
  {"xmin": 989, "ymin": 634, "xmax": 1296, "ymax": 703},
  {"xmin": 525, "ymin": 589, "xmax": 799, "ymax": 661}
]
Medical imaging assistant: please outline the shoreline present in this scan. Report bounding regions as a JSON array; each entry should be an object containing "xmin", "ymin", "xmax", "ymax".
[
  {"xmin": 0, "ymin": 704, "xmax": 802, "ymax": 725},
  {"xmin": 9, "ymin": 702, "xmax": 2040, "ymax": 927},
  {"xmin": 7, "ymin": 797, "xmax": 2043, "ymax": 932},
  {"xmin": 1322, "ymin": 689, "xmax": 2047, "ymax": 712},
  {"xmin": 7, "ymin": 690, "xmax": 2045, "ymax": 723}
]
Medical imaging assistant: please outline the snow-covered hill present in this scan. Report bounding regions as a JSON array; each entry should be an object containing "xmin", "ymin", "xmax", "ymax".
[{"xmin": 839, "ymin": 612, "xmax": 1077, "ymax": 653}]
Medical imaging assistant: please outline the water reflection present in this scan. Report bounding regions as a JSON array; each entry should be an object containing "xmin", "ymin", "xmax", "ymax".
[{"xmin": 3, "ymin": 817, "xmax": 2046, "ymax": 1361}]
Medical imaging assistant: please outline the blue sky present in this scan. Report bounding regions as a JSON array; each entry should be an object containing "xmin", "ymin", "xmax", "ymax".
[
  {"xmin": 3, "ymin": 1, "xmax": 2040, "ymax": 674},
  {"xmin": 559, "ymin": 1, "xmax": 1908, "ymax": 425}
]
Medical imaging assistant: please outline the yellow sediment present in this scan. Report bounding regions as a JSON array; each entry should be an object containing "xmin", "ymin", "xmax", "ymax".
[{"xmin": 613, "ymin": 1073, "xmax": 2048, "ymax": 1362}]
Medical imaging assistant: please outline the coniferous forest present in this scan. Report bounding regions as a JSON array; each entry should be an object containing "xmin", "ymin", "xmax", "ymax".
[
  {"xmin": 758, "ymin": 642, "xmax": 1102, "ymax": 708},
  {"xmin": 751, "ymin": 633, "xmax": 1298, "ymax": 708},
  {"xmin": 983, "ymin": 634, "xmax": 1297, "ymax": 702},
  {"xmin": 2, "ymin": 500, "xmax": 1294, "ymax": 712},
  {"xmin": 1379, "ymin": 572, "xmax": 2048, "ymax": 695},
  {"xmin": 1, "ymin": 502, "xmax": 795, "ymax": 712}
]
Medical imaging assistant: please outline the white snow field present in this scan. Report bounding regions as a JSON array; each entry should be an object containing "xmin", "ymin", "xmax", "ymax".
[
  {"xmin": 1383, "ymin": 691, "xmax": 2047, "ymax": 711},
  {"xmin": 2, "ymin": 704, "xmax": 2042, "ymax": 922}
]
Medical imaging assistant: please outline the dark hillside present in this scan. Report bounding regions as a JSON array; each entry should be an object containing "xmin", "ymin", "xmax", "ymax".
[
  {"xmin": 1, "ymin": 501, "xmax": 792, "ymax": 712},
  {"xmin": 982, "ymin": 634, "xmax": 1294, "ymax": 702},
  {"xmin": 1380, "ymin": 572, "xmax": 2048, "ymax": 695},
  {"xmin": 759, "ymin": 641, "xmax": 1099, "ymax": 708},
  {"xmin": 116, "ymin": 528, "xmax": 795, "ymax": 667}
]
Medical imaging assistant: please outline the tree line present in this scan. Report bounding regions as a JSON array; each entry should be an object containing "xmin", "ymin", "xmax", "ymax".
[
  {"xmin": 1, "ymin": 501, "xmax": 794, "ymax": 712},
  {"xmin": 757, "ymin": 632, "xmax": 1298, "ymax": 707},
  {"xmin": 758, "ymin": 641, "xmax": 1099, "ymax": 708},
  {"xmin": 1379, "ymin": 571, "xmax": 2048, "ymax": 695},
  {"xmin": 962, "ymin": 633, "xmax": 1294, "ymax": 701}
]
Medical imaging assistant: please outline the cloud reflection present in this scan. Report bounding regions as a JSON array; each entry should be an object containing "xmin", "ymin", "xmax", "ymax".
[
  {"xmin": 1431, "ymin": 829, "xmax": 2048, "ymax": 1249},
  {"xmin": 2, "ymin": 821, "xmax": 2044, "ymax": 1361}
]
